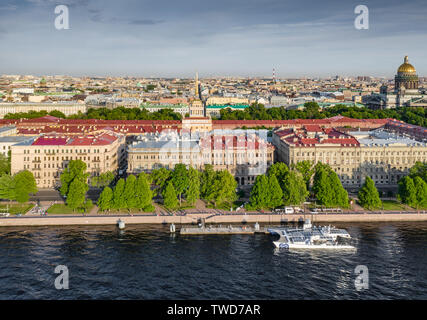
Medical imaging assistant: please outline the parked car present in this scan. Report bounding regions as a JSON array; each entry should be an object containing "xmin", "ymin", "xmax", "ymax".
[{"xmin": 284, "ymin": 207, "xmax": 294, "ymax": 214}]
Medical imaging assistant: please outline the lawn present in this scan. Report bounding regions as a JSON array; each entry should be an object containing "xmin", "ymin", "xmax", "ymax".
[
  {"xmin": 0, "ymin": 203, "xmax": 35, "ymax": 215},
  {"xmin": 104, "ymin": 208, "xmax": 156, "ymax": 214},
  {"xmin": 206, "ymin": 200, "xmax": 244, "ymax": 211},
  {"xmin": 47, "ymin": 203, "xmax": 94, "ymax": 215},
  {"xmin": 381, "ymin": 200, "xmax": 409, "ymax": 211}
]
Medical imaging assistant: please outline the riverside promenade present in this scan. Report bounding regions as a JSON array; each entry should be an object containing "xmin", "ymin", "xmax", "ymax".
[{"xmin": 0, "ymin": 212, "xmax": 427, "ymax": 227}]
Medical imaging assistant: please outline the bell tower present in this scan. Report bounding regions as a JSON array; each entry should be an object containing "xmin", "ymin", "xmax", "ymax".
[{"xmin": 189, "ymin": 72, "xmax": 205, "ymax": 117}]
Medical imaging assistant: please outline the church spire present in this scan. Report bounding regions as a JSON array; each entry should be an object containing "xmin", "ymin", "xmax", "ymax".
[{"xmin": 195, "ymin": 72, "xmax": 199, "ymax": 97}]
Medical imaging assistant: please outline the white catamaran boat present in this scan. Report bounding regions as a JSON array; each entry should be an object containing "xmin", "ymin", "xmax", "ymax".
[{"xmin": 268, "ymin": 219, "xmax": 356, "ymax": 250}]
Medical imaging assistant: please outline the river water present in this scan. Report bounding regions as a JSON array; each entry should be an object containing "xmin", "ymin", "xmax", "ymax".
[{"xmin": 0, "ymin": 222, "xmax": 425, "ymax": 299}]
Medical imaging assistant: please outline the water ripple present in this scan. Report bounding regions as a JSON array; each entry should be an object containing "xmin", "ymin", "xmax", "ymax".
[{"xmin": 0, "ymin": 222, "xmax": 426, "ymax": 299}]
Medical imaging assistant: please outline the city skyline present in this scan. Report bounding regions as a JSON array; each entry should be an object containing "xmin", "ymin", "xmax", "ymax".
[{"xmin": 0, "ymin": 0, "xmax": 426, "ymax": 78}]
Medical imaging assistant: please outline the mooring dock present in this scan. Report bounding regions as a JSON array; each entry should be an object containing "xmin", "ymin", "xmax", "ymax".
[{"xmin": 179, "ymin": 225, "xmax": 268, "ymax": 235}]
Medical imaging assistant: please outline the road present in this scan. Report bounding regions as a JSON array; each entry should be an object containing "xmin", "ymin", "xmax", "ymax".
[{"xmin": 30, "ymin": 189, "xmax": 102, "ymax": 202}]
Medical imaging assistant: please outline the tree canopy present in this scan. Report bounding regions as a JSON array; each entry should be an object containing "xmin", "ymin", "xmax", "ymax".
[
  {"xmin": 0, "ymin": 153, "xmax": 11, "ymax": 176},
  {"xmin": 219, "ymin": 102, "xmax": 427, "ymax": 127},
  {"xmin": 293, "ymin": 160, "xmax": 315, "ymax": 190},
  {"xmin": 358, "ymin": 177, "xmax": 382, "ymax": 210},
  {"xmin": 66, "ymin": 179, "xmax": 88, "ymax": 210},
  {"xmin": 398, "ymin": 175, "xmax": 427, "ymax": 209},
  {"xmin": 60, "ymin": 160, "xmax": 89, "ymax": 196},
  {"xmin": 163, "ymin": 181, "xmax": 179, "ymax": 210},
  {"xmin": 248, "ymin": 174, "xmax": 284, "ymax": 209},
  {"xmin": 91, "ymin": 171, "xmax": 115, "ymax": 188},
  {"xmin": 98, "ymin": 186, "xmax": 113, "ymax": 212},
  {"xmin": 312, "ymin": 163, "xmax": 348, "ymax": 208},
  {"xmin": 171, "ymin": 164, "xmax": 189, "ymax": 204},
  {"xmin": 282, "ymin": 171, "xmax": 309, "ymax": 206},
  {"xmin": 12, "ymin": 171, "xmax": 38, "ymax": 203},
  {"xmin": 186, "ymin": 167, "xmax": 200, "ymax": 205}
]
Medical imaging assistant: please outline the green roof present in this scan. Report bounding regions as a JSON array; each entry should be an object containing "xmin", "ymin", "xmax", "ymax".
[
  {"xmin": 296, "ymin": 102, "xmax": 365, "ymax": 108},
  {"xmin": 34, "ymin": 91, "xmax": 79, "ymax": 96},
  {"xmin": 206, "ymin": 104, "xmax": 249, "ymax": 109},
  {"xmin": 140, "ymin": 103, "xmax": 188, "ymax": 109}
]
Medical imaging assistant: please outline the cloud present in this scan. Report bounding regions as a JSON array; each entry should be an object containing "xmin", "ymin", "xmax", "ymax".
[
  {"xmin": 88, "ymin": 10, "xmax": 163, "ymax": 26},
  {"xmin": 26, "ymin": 0, "xmax": 90, "ymax": 7},
  {"xmin": 0, "ymin": 0, "xmax": 426, "ymax": 77},
  {"xmin": 0, "ymin": 4, "xmax": 18, "ymax": 10},
  {"xmin": 129, "ymin": 19, "xmax": 164, "ymax": 25}
]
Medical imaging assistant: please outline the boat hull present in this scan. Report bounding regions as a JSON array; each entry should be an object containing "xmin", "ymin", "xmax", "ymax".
[{"xmin": 273, "ymin": 241, "xmax": 356, "ymax": 250}]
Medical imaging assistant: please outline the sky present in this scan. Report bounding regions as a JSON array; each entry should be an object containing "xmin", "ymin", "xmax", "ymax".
[{"xmin": 0, "ymin": 0, "xmax": 426, "ymax": 78}]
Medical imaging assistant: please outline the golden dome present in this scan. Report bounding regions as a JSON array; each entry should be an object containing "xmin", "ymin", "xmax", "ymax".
[{"xmin": 397, "ymin": 56, "xmax": 416, "ymax": 73}]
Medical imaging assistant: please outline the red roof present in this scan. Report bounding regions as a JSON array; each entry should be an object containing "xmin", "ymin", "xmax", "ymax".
[
  {"xmin": 200, "ymin": 134, "xmax": 272, "ymax": 150},
  {"xmin": 32, "ymin": 137, "xmax": 68, "ymax": 146},
  {"xmin": 30, "ymin": 132, "xmax": 118, "ymax": 146},
  {"xmin": 279, "ymin": 126, "xmax": 360, "ymax": 147}
]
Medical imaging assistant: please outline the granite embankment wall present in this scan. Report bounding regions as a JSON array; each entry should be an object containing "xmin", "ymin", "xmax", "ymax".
[{"xmin": 0, "ymin": 213, "xmax": 426, "ymax": 227}]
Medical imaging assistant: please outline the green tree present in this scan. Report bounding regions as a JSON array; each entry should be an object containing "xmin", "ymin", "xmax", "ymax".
[
  {"xmin": 283, "ymin": 171, "xmax": 308, "ymax": 205},
  {"xmin": 409, "ymin": 162, "xmax": 427, "ymax": 182},
  {"xmin": 171, "ymin": 164, "xmax": 189, "ymax": 204},
  {"xmin": 163, "ymin": 181, "xmax": 178, "ymax": 210},
  {"xmin": 398, "ymin": 176, "xmax": 417, "ymax": 207},
  {"xmin": 313, "ymin": 166, "xmax": 333, "ymax": 206},
  {"xmin": 91, "ymin": 171, "xmax": 115, "ymax": 188},
  {"xmin": 210, "ymin": 170, "xmax": 237, "ymax": 207},
  {"xmin": 267, "ymin": 162, "xmax": 289, "ymax": 190},
  {"xmin": 293, "ymin": 160, "xmax": 315, "ymax": 189},
  {"xmin": 98, "ymin": 187, "xmax": 113, "ymax": 212},
  {"xmin": 268, "ymin": 174, "xmax": 284, "ymax": 208},
  {"xmin": 112, "ymin": 178, "xmax": 126, "ymax": 210},
  {"xmin": 123, "ymin": 175, "xmax": 137, "ymax": 209},
  {"xmin": 329, "ymin": 171, "xmax": 349, "ymax": 208},
  {"xmin": 186, "ymin": 167, "xmax": 200, "ymax": 205},
  {"xmin": 12, "ymin": 170, "xmax": 38, "ymax": 203},
  {"xmin": 83, "ymin": 199, "xmax": 93, "ymax": 213},
  {"xmin": 413, "ymin": 176, "xmax": 427, "ymax": 209},
  {"xmin": 0, "ymin": 174, "xmax": 15, "ymax": 200},
  {"xmin": 150, "ymin": 168, "xmax": 171, "ymax": 196},
  {"xmin": 358, "ymin": 177, "xmax": 382, "ymax": 210},
  {"xmin": 60, "ymin": 160, "xmax": 89, "ymax": 196},
  {"xmin": 303, "ymin": 102, "xmax": 321, "ymax": 118},
  {"xmin": 135, "ymin": 172, "xmax": 154, "ymax": 211},
  {"xmin": 66, "ymin": 179, "xmax": 87, "ymax": 210},
  {"xmin": 48, "ymin": 110, "xmax": 67, "ymax": 118},
  {"xmin": 0, "ymin": 153, "xmax": 10, "ymax": 176},
  {"xmin": 249, "ymin": 175, "xmax": 270, "ymax": 209},
  {"xmin": 200, "ymin": 164, "xmax": 216, "ymax": 200}
]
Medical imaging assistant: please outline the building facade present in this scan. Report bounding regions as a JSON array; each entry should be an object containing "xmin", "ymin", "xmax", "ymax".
[
  {"xmin": 10, "ymin": 130, "xmax": 126, "ymax": 188},
  {"xmin": 364, "ymin": 56, "xmax": 427, "ymax": 109},
  {"xmin": 141, "ymin": 103, "xmax": 189, "ymax": 116},
  {"xmin": 0, "ymin": 102, "xmax": 87, "ymax": 118},
  {"xmin": 127, "ymin": 130, "xmax": 274, "ymax": 187},
  {"xmin": 273, "ymin": 125, "xmax": 427, "ymax": 192},
  {"xmin": 205, "ymin": 105, "xmax": 249, "ymax": 118},
  {"xmin": 0, "ymin": 136, "xmax": 36, "ymax": 157}
]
